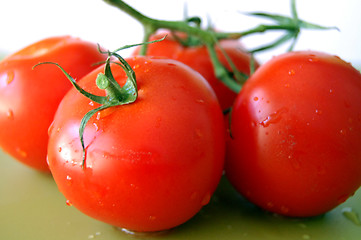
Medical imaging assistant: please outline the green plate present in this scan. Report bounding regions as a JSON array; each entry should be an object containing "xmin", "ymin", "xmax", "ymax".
[{"xmin": 1, "ymin": 149, "xmax": 361, "ymax": 240}]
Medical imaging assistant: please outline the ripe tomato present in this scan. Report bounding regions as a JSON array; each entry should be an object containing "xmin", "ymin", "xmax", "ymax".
[
  {"xmin": 226, "ymin": 51, "xmax": 361, "ymax": 217},
  {"xmin": 135, "ymin": 32, "xmax": 256, "ymax": 110},
  {"xmin": 47, "ymin": 56, "xmax": 225, "ymax": 232},
  {"xmin": 0, "ymin": 36, "xmax": 106, "ymax": 171}
]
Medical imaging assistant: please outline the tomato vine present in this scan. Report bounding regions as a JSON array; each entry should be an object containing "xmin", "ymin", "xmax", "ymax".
[{"xmin": 103, "ymin": 0, "xmax": 336, "ymax": 93}]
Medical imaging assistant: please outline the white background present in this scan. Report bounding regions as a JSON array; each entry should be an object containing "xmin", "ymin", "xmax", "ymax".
[{"xmin": 0, "ymin": 0, "xmax": 360, "ymax": 66}]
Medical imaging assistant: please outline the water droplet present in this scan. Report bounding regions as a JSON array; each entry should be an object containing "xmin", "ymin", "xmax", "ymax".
[
  {"xmin": 5, "ymin": 71, "xmax": 15, "ymax": 85},
  {"xmin": 89, "ymin": 101, "xmax": 94, "ymax": 106},
  {"xmin": 284, "ymin": 83, "xmax": 290, "ymax": 88},
  {"xmin": 66, "ymin": 200, "xmax": 72, "ymax": 206},
  {"xmin": 58, "ymin": 147, "xmax": 62, "ymax": 152},
  {"xmin": 66, "ymin": 175, "xmax": 73, "ymax": 186},
  {"xmin": 288, "ymin": 69, "xmax": 296, "ymax": 76},
  {"xmin": 149, "ymin": 215, "xmax": 157, "ymax": 221},
  {"xmin": 259, "ymin": 108, "xmax": 288, "ymax": 127},
  {"xmin": 253, "ymin": 96, "xmax": 259, "ymax": 101},
  {"xmin": 133, "ymin": 64, "xmax": 140, "ymax": 70},
  {"xmin": 196, "ymin": 99, "xmax": 205, "ymax": 104},
  {"xmin": 16, "ymin": 148, "xmax": 27, "ymax": 158},
  {"xmin": 342, "ymin": 207, "xmax": 361, "ymax": 226},
  {"xmin": 308, "ymin": 55, "xmax": 319, "ymax": 63},
  {"xmin": 93, "ymin": 122, "xmax": 99, "ymax": 131},
  {"xmin": 201, "ymin": 192, "xmax": 211, "ymax": 206},
  {"xmin": 315, "ymin": 109, "xmax": 322, "ymax": 115},
  {"xmin": 6, "ymin": 109, "xmax": 14, "ymax": 120}
]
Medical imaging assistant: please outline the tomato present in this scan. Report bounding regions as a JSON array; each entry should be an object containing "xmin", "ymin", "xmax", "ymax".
[
  {"xmin": 226, "ymin": 51, "xmax": 361, "ymax": 217},
  {"xmin": 135, "ymin": 32, "xmax": 257, "ymax": 110},
  {"xmin": 0, "ymin": 36, "xmax": 107, "ymax": 171},
  {"xmin": 47, "ymin": 56, "xmax": 225, "ymax": 232}
]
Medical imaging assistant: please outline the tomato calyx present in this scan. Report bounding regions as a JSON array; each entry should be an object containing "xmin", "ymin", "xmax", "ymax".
[{"xmin": 34, "ymin": 39, "xmax": 163, "ymax": 167}]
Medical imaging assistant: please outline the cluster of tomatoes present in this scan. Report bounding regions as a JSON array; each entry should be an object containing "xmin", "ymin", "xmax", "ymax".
[{"xmin": 1, "ymin": 12, "xmax": 361, "ymax": 234}]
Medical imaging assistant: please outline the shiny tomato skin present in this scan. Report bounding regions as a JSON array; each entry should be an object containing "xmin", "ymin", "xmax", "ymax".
[
  {"xmin": 136, "ymin": 32, "xmax": 256, "ymax": 110},
  {"xmin": 47, "ymin": 56, "xmax": 225, "ymax": 232},
  {"xmin": 0, "ymin": 36, "xmax": 106, "ymax": 171},
  {"xmin": 226, "ymin": 51, "xmax": 361, "ymax": 217}
]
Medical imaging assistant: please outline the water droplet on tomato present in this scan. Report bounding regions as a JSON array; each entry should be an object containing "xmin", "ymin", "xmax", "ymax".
[
  {"xmin": 93, "ymin": 122, "xmax": 99, "ymax": 131},
  {"xmin": 65, "ymin": 199, "xmax": 72, "ymax": 206},
  {"xmin": 201, "ymin": 192, "xmax": 211, "ymax": 206},
  {"xmin": 315, "ymin": 109, "xmax": 322, "ymax": 115},
  {"xmin": 6, "ymin": 109, "xmax": 14, "ymax": 120},
  {"xmin": 66, "ymin": 175, "xmax": 73, "ymax": 186},
  {"xmin": 308, "ymin": 54, "xmax": 319, "ymax": 63},
  {"xmin": 284, "ymin": 83, "xmax": 290, "ymax": 88},
  {"xmin": 340, "ymin": 129, "xmax": 346, "ymax": 135},
  {"xmin": 259, "ymin": 108, "xmax": 288, "ymax": 127},
  {"xmin": 89, "ymin": 101, "xmax": 94, "ymax": 106},
  {"xmin": 253, "ymin": 96, "xmax": 259, "ymax": 101},
  {"xmin": 16, "ymin": 148, "xmax": 27, "ymax": 158},
  {"xmin": 288, "ymin": 69, "xmax": 296, "ymax": 76},
  {"xmin": 6, "ymin": 71, "xmax": 14, "ymax": 84},
  {"xmin": 133, "ymin": 64, "xmax": 140, "ymax": 70}
]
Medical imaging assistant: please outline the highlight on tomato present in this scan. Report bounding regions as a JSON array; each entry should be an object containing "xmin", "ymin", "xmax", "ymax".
[
  {"xmin": 226, "ymin": 50, "xmax": 361, "ymax": 217},
  {"xmin": 47, "ymin": 48, "xmax": 226, "ymax": 232},
  {"xmin": 0, "ymin": 36, "xmax": 107, "ymax": 171}
]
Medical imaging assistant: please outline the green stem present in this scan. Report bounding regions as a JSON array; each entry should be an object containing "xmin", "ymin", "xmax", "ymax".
[{"xmin": 103, "ymin": 0, "xmax": 337, "ymax": 92}]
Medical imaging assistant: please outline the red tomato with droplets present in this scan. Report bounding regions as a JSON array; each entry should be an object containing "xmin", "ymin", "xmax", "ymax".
[
  {"xmin": 135, "ymin": 32, "xmax": 257, "ymax": 110},
  {"xmin": 226, "ymin": 51, "xmax": 361, "ymax": 217},
  {"xmin": 47, "ymin": 56, "xmax": 225, "ymax": 232},
  {"xmin": 0, "ymin": 36, "xmax": 106, "ymax": 171}
]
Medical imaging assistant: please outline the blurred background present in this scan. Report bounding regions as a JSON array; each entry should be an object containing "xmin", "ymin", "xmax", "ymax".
[{"xmin": 0, "ymin": 0, "xmax": 360, "ymax": 66}]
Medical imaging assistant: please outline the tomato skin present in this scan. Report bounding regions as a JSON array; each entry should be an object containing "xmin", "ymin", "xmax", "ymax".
[
  {"xmin": 226, "ymin": 51, "xmax": 361, "ymax": 217},
  {"xmin": 136, "ymin": 32, "xmax": 256, "ymax": 110},
  {"xmin": 0, "ymin": 36, "xmax": 106, "ymax": 171},
  {"xmin": 47, "ymin": 56, "xmax": 225, "ymax": 232}
]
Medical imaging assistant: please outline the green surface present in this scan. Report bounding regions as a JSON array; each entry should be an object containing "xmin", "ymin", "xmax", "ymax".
[{"xmin": 1, "ymin": 149, "xmax": 361, "ymax": 240}]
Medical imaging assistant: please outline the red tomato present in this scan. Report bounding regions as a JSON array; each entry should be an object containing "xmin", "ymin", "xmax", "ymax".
[
  {"xmin": 47, "ymin": 56, "xmax": 225, "ymax": 232},
  {"xmin": 135, "ymin": 32, "xmax": 257, "ymax": 110},
  {"xmin": 226, "ymin": 51, "xmax": 361, "ymax": 217},
  {"xmin": 0, "ymin": 36, "xmax": 106, "ymax": 171}
]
